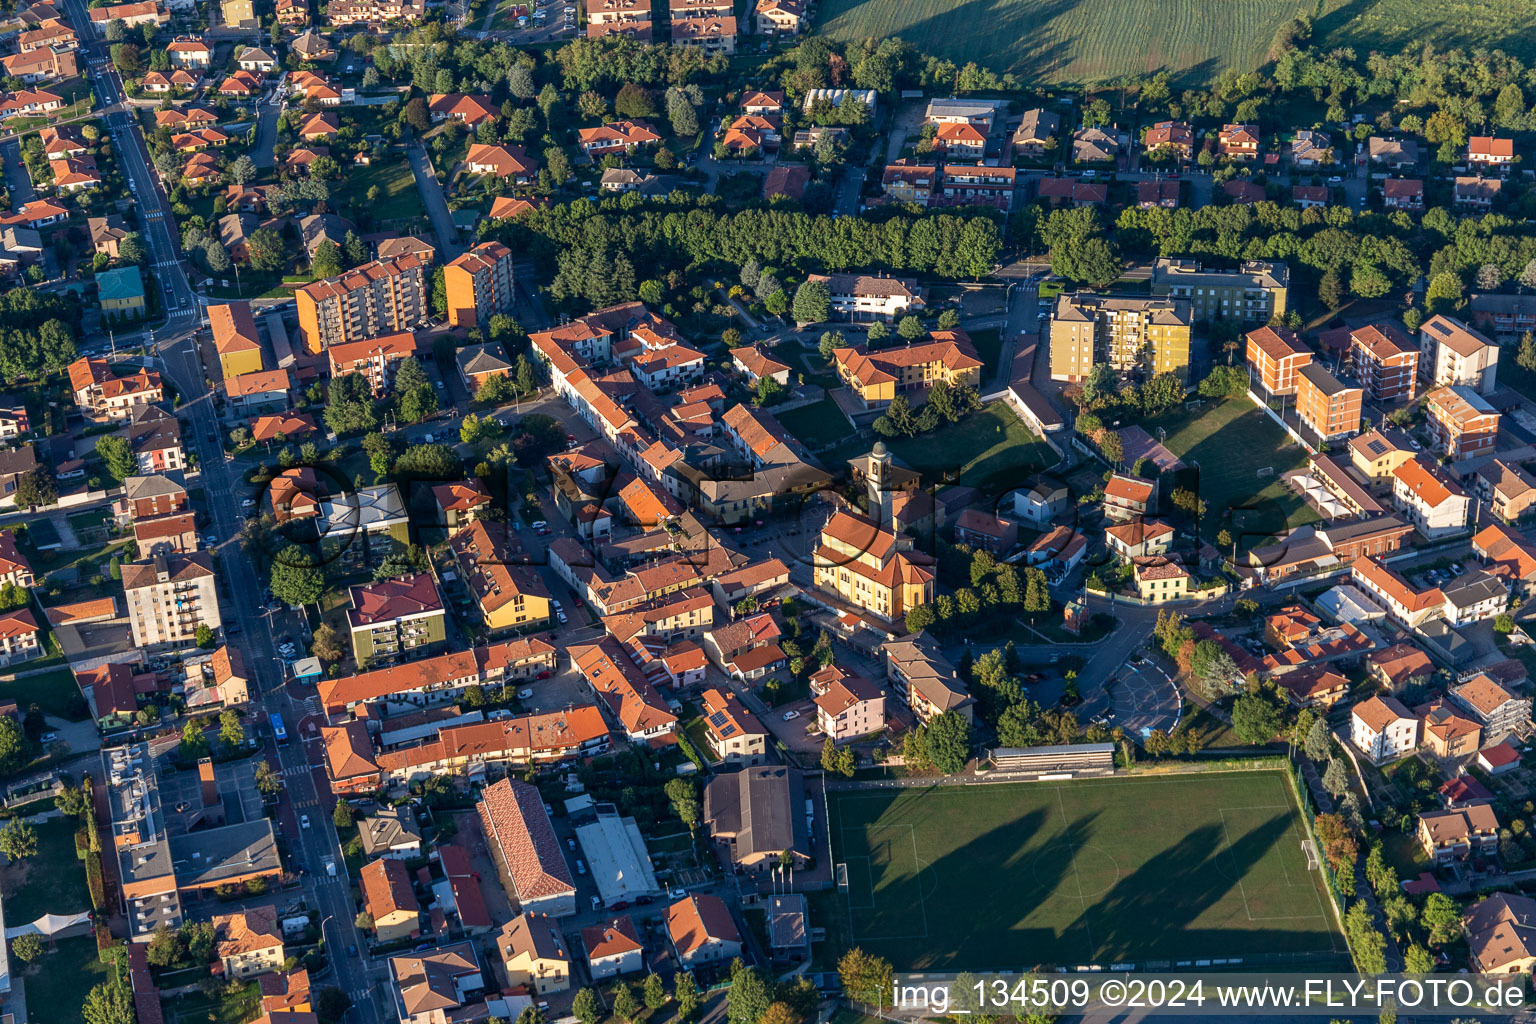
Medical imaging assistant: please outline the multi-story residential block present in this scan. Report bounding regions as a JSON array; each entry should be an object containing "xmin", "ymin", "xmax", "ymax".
[
  {"xmin": 327, "ymin": 331, "xmax": 418, "ymax": 396},
  {"xmin": 1441, "ymin": 571, "xmax": 1509, "ymax": 626},
  {"xmin": 326, "ymin": 0, "xmax": 424, "ymax": 24},
  {"xmin": 1134, "ymin": 557, "xmax": 1190, "ymax": 602},
  {"xmin": 1103, "ymin": 473, "xmax": 1154, "ymax": 521},
  {"xmin": 1418, "ymin": 700, "xmax": 1481, "ymax": 758},
  {"xmin": 1468, "ymin": 293, "xmax": 1536, "ymax": 341},
  {"xmin": 813, "ymin": 672, "xmax": 884, "ymax": 744},
  {"xmin": 753, "ymin": 0, "xmax": 803, "ymax": 33},
  {"xmin": 68, "ymin": 356, "xmax": 163, "ymax": 421},
  {"xmin": 1149, "ymin": 258, "xmax": 1289, "ymax": 323},
  {"xmin": 1425, "ymin": 385, "xmax": 1500, "ymax": 459},
  {"xmin": 934, "ymin": 164, "xmax": 1015, "ymax": 211},
  {"xmin": 803, "ymin": 272, "xmax": 922, "ymax": 322},
  {"xmin": 1351, "ymin": 695, "xmax": 1419, "ymax": 764},
  {"xmin": 499, "ymin": 913, "xmax": 570, "ymax": 995},
  {"xmin": 1295, "ymin": 363, "xmax": 1362, "ymax": 441},
  {"xmin": 361, "ymin": 857, "xmax": 420, "ymax": 943},
  {"xmin": 451, "ymin": 520, "xmax": 553, "ymax": 632},
  {"xmin": 295, "ymin": 254, "xmax": 427, "ymax": 354},
  {"xmin": 1420, "ymin": 805, "xmax": 1499, "ymax": 864},
  {"xmin": 831, "ymin": 330, "xmax": 982, "ymax": 409},
  {"xmin": 699, "ymin": 687, "xmax": 766, "ymax": 763},
  {"xmin": 1, "ymin": 44, "xmax": 77, "ymax": 81},
  {"xmin": 585, "ymin": 0, "xmax": 651, "ymax": 37},
  {"xmin": 671, "ymin": 15, "xmax": 735, "ymax": 53},
  {"xmin": 1049, "ymin": 293, "xmax": 1193, "ymax": 382},
  {"xmin": 881, "ymin": 162, "xmax": 936, "ymax": 204},
  {"xmin": 1244, "ymin": 325, "xmax": 1312, "ymax": 395},
  {"xmin": 1393, "ymin": 456, "xmax": 1471, "ymax": 539},
  {"xmin": 882, "ymin": 633, "xmax": 972, "ymax": 724},
  {"xmin": 812, "ymin": 511, "xmax": 933, "ymax": 622},
  {"xmin": 1350, "ymin": 556, "xmax": 1445, "ymax": 628},
  {"xmin": 209, "ymin": 301, "xmax": 263, "ymax": 379},
  {"xmin": 1450, "ymin": 675, "xmax": 1532, "ymax": 742},
  {"xmin": 1476, "ymin": 459, "xmax": 1536, "ymax": 522},
  {"xmin": 444, "ymin": 240, "xmax": 515, "ymax": 328},
  {"xmin": 1348, "ymin": 322, "xmax": 1418, "ymax": 401},
  {"xmin": 478, "ymin": 778, "xmax": 577, "ymax": 917},
  {"xmin": 122, "ymin": 552, "xmax": 222, "ymax": 648},
  {"xmin": 347, "ymin": 573, "xmax": 445, "ymax": 665},
  {"xmin": 1347, "ymin": 428, "xmax": 1413, "ymax": 485},
  {"xmin": 213, "ymin": 907, "xmax": 284, "ymax": 979},
  {"xmin": 1420, "ymin": 314, "xmax": 1498, "ymax": 395}
]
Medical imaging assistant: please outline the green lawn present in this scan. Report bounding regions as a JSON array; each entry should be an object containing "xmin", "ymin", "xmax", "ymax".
[
  {"xmin": 823, "ymin": 772, "xmax": 1343, "ymax": 970},
  {"xmin": 1145, "ymin": 398, "xmax": 1319, "ymax": 544},
  {"xmin": 342, "ymin": 156, "xmax": 423, "ymax": 223},
  {"xmin": 886, "ymin": 401, "xmax": 1057, "ymax": 495},
  {"xmin": 0, "ymin": 666, "xmax": 89, "ymax": 721},
  {"xmin": 164, "ymin": 979, "xmax": 261, "ymax": 1024},
  {"xmin": 815, "ymin": 0, "xmax": 1536, "ymax": 84},
  {"xmin": 776, "ymin": 399, "xmax": 851, "ymax": 450},
  {"xmin": 22, "ymin": 935, "xmax": 113, "ymax": 1024},
  {"xmin": 0, "ymin": 817, "xmax": 91, "ymax": 925}
]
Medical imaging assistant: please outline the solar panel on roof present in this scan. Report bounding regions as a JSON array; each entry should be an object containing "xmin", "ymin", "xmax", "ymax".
[{"xmin": 708, "ymin": 711, "xmax": 728, "ymax": 728}]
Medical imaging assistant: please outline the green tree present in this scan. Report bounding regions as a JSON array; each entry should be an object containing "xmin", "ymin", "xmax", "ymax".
[
  {"xmin": 1230, "ymin": 691, "xmax": 1284, "ymax": 744},
  {"xmin": 675, "ymin": 973, "xmax": 699, "ymax": 1022},
  {"xmin": 333, "ymin": 799, "xmax": 353, "ymax": 830},
  {"xmin": 643, "ymin": 973, "xmax": 667, "ymax": 1011},
  {"xmin": 10, "ymin": 933, "xmax": 44, "ymax": 963},
  {"xmin": 146, "ymin": 923, "xmax": 185, "ymax": 967},
  {"xmin": 0, "ymin": 716, "xmax": 25, "ymax": 775},
  {"xmin": 354, "ymin": 910, "xmax": 374, "ymax": 931},
  {"xmin": 1518, "ymin": 331, "xmax": 1536, "ymax": 373},
  {"xmin": 13, "ymin": 470, "xmax": 57, "ymax": 509},
  {"xmin": 516, "ymin": 1007, "xmax": 546, "ymax": 1024},
  {"xmin": 791, "ymin": 279, "xmax": 831, "ymax": 323},
  {"xmin": 254, "ymin": 759, "xmax": 282, "ymax": 798},
  {"xmin": 866, "ymin": 320, "xmax": 889, "ymax": 344},
  {"xmin": 311, "ymin": 239, "xmax": 342, "ymax": 279},
  {"xmin": 612, "ymin": 983, "xmax": 640, "ymax": 1023},
  {"xmin": 820, "ymin": 736, "xmax": 838, "ymax": 773},
  {"xmin": 837, "ymin": 947, "xmax": 894, "ymax": 1006},
  {"xmin": 246, "ymin": 227, "xmax": 288, "ymax": 273},
  {"xmin": 269, "ymin": 546, "xmax": 324, "ymax": 606},
  {"xmin": 727, "ymin": 964, "xmax": 771, "ymax": 1024},
  {"xmin": 924, "ymin": 710, "xmax": 971, "ymax": 774},
  {"xmin": 81, "ymin": 981, "xmax": 135, "ymax": 1024},
  {"xmin": 1403, "ymin": 943, "xmax": 1434, "ymax": 974},
  {"xmin": 897, "ymin": 315, "xmax": 924, "ymax": 340},
  {"xmin": 1495, "ymin": 613, "xmax": 1515, "ymax": 634},
  {"xmin": 218, "ymin": 709, "xmax": 245, "ymax": 749},
  {"xmin": 572, "ymin": 988, "xmax": 602, "ymax": 1024},
  {"xmin": 1304, "ymin": 718, "xmax": 1332, "ymax": 761},
  {"xmin": 664, "ymin": 777, "xmax": 699, "ymax": 831},
  {"xmin": 1422, "ymin": 892, "xmax": 1462, "ymax": 945},
  {"xmin": 1426, "ymin": 271, "xmax": 1463, "ymax": 315},
  {"xmin": 315, "ymin": 988, "xmax": 351, "ymax": 1022},
  {"xmin": 95, "ymin": 435, "xmax": 136, "ymax": 482},
  {"xmin": 1321, "ymin": 758, "xmax": 1349, "ymax": 798},
  {"xmin": 0, "ymin": 818, "xmax": 36, "ymax": 861},
  {"xmin": 179, "ymin": 720, "xmax": 209, "ymax": 761},
  {"xmin": 195, "ymin": 623, "xmax": 216, "ymax": 648}
]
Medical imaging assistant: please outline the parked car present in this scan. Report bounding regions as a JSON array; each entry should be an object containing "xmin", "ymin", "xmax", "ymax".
[
  {"xmin": 517, "ymin": 688, "xmax": 534, "ymax": 699},
  {"xmin": 782, "ymin": 710, "xmax": 799, "ymax": 721}
]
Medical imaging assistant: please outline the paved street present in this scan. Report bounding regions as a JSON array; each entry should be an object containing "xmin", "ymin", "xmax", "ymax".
[{"xmin": 408, "ymin": 142, "xmax": 464, "ymax": 260}]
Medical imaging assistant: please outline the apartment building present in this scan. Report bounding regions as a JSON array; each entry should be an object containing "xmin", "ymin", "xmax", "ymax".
[
  {"xmin": 1349, "ymin": 323, "xmax": 1419, "ymax": 401},
  {"xmin": 1425, "ymin": 385, "xmax": 1500, "ymax": 460},
  {"xmin": 813, "ymin": 672, "xmax": 885, "ymax": 744},
  {"xmin": 699, "ymin": 687, "xmax": 767, "ymax": 763},
  {"xmin": 346, "ymin": 573, "xmax": 446, "ymax": 665},
  {"xmin": 1476, "ymin": 459, "xmax": 1536, "ymax": 522},
  {"xmin": 1350, "ymin": 556, "xmax": 1445, "ymax": 628},
  {"xmin": 586, "ymin": 0, "xmax": 651, "ymax": 38},
  {"xmin": 1420, "ymin": 314, "xmax": 1498, "ymax": 395},
  {"xmin": 812, "ymin": 511, "xmax": 933, "ymax": 622},
  {"xmin": 831, "ymin": 330, "xmax": 982, "ymax": 408},
  {"xmin": 213, "ymin": 907, "xmax": 284, "ymax": 979},
  {"xmin": 1294, "ymin": 363, "xmax": 1362, "ymax": 441},
  {"xmin": 1149, "ymin": 258, "xmax": 1289, "ymax": 323},
  {"xmin": 1393, "ymin": 456, "xmax": 1471, "ymax": 539},
  {"xmin": 803, "ymin": 273, "xmax": 922, "ymax": 322},
  {"xmin": 1049, "ymin": 293, "xmax": 1193, "ymax": 382},
  {"xmin": 295, "ymin": 254, "xmax": 428, "ymax": 353},
  {"xmin": 209, "ymin": 301, "xmax": 263, "ymax": 379},
  {"xmin": 444, "ymin": 240, "xmax": 516, "ymax": 328},
  {"xmin": 122, "ymin": 552, "xmax": 222, "ymax": 648},
  {"xmin": 327, "ymin": 331, "xmax": 418, "ymax": 396},
  {"xmin": 1350, "ymin": 695, "xmax": 1418, "ymax": 765},
  {"xmin": 451, "ymin": 520, "xmax": 553, "ymax": 632},
  {"xmin": 327, "ymin": 0, "xmax": 425, "ymax": 23},
  {"xmin": 68, "ymin": 357, "xmax": 163, "ymax": 421},
  {"xmin": 1348, "ymin": 428, "xmax": 1414, "ymax": 485},
  {"xmin": 1245, "ymin": 325, "xmax": 1312, "ymax": 395}
]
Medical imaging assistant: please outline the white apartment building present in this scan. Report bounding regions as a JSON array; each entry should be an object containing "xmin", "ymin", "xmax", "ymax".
[{"xmin": 1351, "ymin": 695, "xmax": 1419, "ymax": 765}]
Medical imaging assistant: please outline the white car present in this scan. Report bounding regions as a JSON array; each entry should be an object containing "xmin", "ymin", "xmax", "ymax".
[
  {"xmin": 241, "ymin": 498, "xmax": 255, "ymax": 508},
  {"xmin": 782, "ymin": 710, "xmax": 799, "ymax": 721},
  {"xmin": 300, "ymin": 815, "xmax": 310, "ymax": 829},
  {"xmin": 517, "ymin": 688, "xmax": 533, "ymax": 699}
]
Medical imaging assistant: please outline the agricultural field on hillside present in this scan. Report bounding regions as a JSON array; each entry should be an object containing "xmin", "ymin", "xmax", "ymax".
[{"xmin": 815, "ymin": 0, "xmax": 1536, "ymax": 84}]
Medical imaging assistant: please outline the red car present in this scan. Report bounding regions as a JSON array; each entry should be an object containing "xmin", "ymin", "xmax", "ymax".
[{"xmin": 536, "ymin": 670, "xmax": 552, "ymax": 680}]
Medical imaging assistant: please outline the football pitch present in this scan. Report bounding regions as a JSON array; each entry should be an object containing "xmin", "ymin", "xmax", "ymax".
[{"xmin": 825, "ymin": 772, "xmax": 1345, "ymax": 970}]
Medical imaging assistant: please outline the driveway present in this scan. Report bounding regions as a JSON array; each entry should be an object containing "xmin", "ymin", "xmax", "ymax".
[
  {"xmin": 251, "ymin": 100, "xmax": 282, "ymax": 168},
  {"xmin": 0, "ymin": 140, "xmax": 36, "ymax": 207},
  {"xmin": 407, "ymin": 142, "xmax": 464, "ymax": 260}
]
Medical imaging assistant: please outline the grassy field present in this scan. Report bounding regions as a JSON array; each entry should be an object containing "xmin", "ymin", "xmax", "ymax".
[
  {"xmin": 344, "ymin": 156, "xmax": 423, "ymax": 223},
  {"xmin": 814, "ymin": 0, "xmax": 1536, "ymax": 84},
  {"xmin": 0, "ymin": 817, "xmax": 91, "ymax": 925},
  {"xmin": 1146, "ymin": 398, "xmax": 1319, "ymax": 544},
  {"xmin": 24, "ymin": 935, "xmax": 113, "ymax": 1024},
  {"xmin": 822, "ymin": 772, "xmax": 1343, "ymax": 970},
  {"xmin": 777, "ymin": 399, "xmax": 851, "ymax": 449},
  {"xmin": 0, "ymin": 666, "xmax": 89, "ymax": 721},
  {"xmin": 888, "ymin": 402, "xmax": 1056, "ymax": 493}
]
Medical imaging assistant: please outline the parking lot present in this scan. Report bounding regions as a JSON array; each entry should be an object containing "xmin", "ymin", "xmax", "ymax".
[{"xmin": 1102, "ymin": 656, "xmax": 1181, "ymax": 739}]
